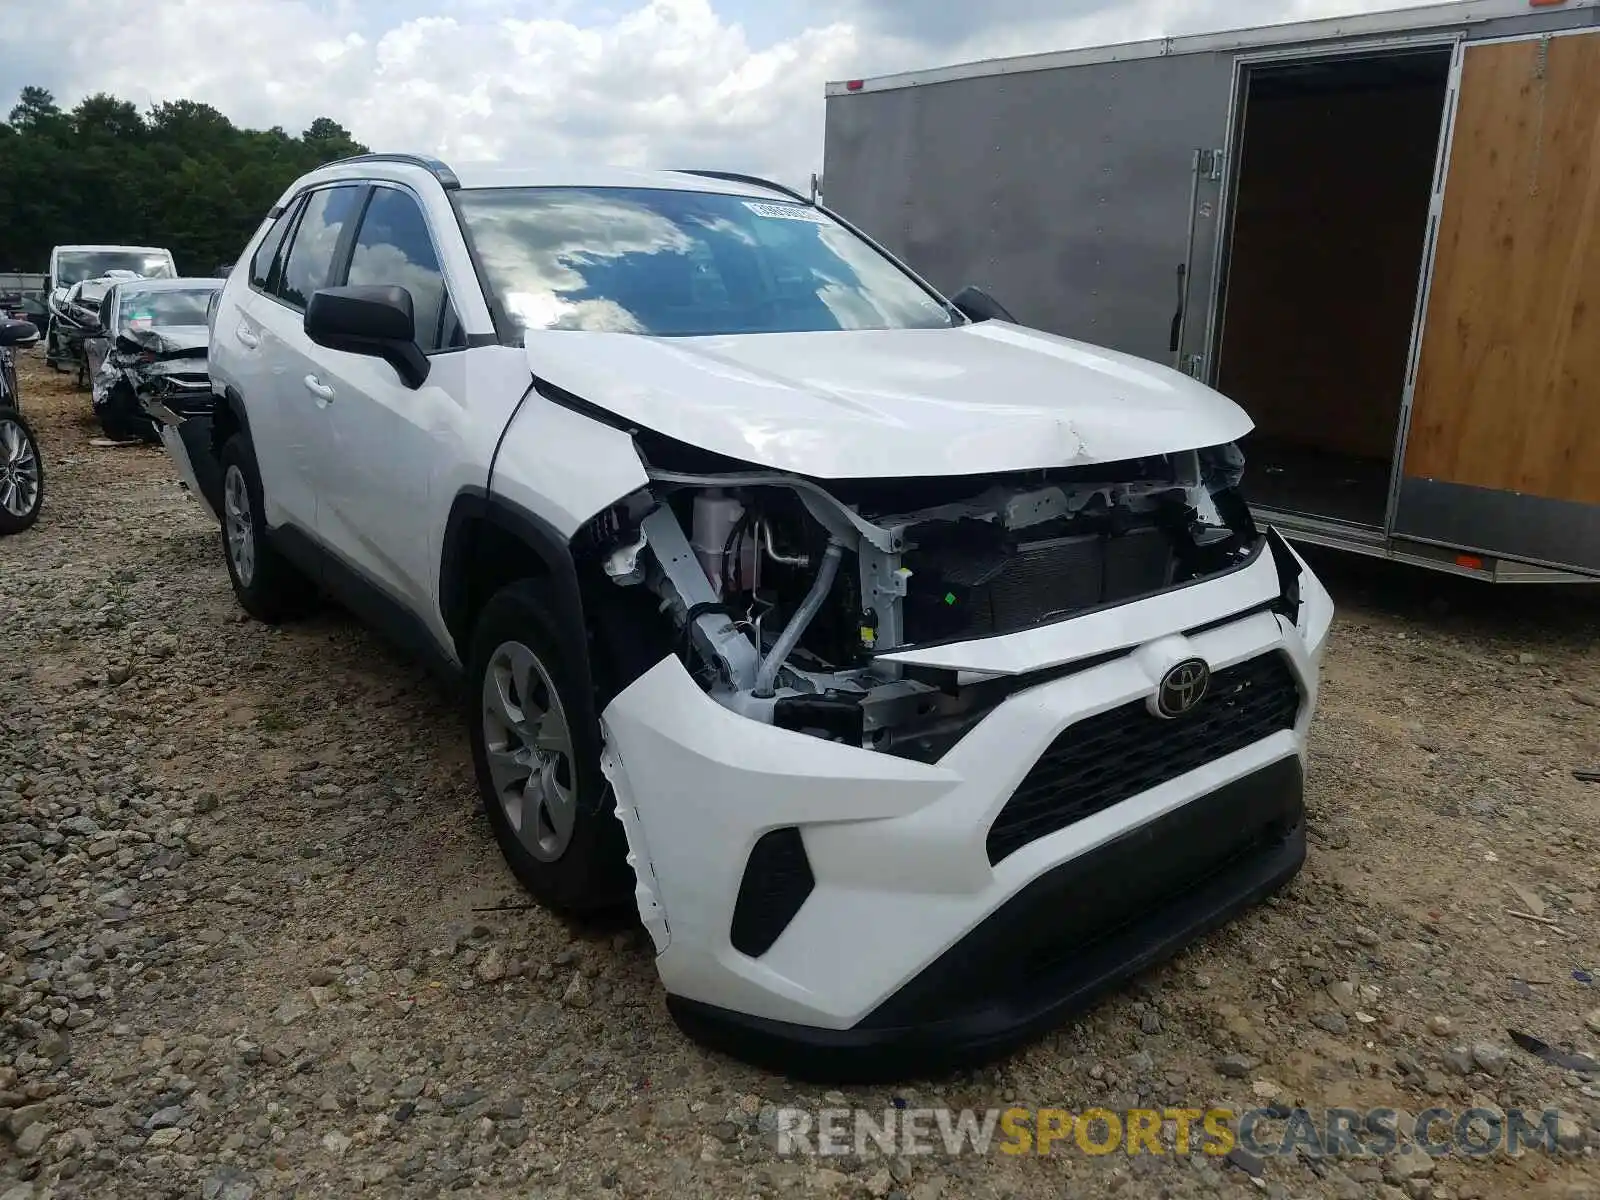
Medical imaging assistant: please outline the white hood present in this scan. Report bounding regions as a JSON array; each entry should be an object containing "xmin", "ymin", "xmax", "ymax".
[{"xmin": 522, "ymin": 321, "xmax": 1253, "ymax": 479}]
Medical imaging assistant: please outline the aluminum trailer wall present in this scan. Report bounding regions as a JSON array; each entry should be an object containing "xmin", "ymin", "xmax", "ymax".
[{"xmin": 822, "ymin": 0, "xmax": 1600, "ymax": 581}]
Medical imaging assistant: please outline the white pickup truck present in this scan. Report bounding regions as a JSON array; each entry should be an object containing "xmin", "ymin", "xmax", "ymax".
[{"xmin": 44, "ymin": 244, "xmax": 176, "ymax": 373}]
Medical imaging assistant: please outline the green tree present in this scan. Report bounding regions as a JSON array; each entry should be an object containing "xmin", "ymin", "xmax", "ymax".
[{"xmin": 0, "ymin": 87, "xmax": 370, "ymax": 273}]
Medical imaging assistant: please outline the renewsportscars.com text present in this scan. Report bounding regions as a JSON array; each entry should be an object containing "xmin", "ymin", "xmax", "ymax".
[{"xmin": 774, "ymin": 1106, "xmax": 1579, "ymax": 1159}]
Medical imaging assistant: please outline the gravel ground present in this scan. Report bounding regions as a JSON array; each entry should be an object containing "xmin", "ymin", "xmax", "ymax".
[{"xmin": 2, "ymin": 347, "xmax": 1599, "ymax": 1200}]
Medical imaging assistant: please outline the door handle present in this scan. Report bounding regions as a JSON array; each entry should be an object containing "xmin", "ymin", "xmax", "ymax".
[
  {"xmin": 235, "ymin": 327, "xmax": 259, "ymax": 349},
  {"xmin": 303, "ymin": 375, "xmax": 335, "ymax": 403}
]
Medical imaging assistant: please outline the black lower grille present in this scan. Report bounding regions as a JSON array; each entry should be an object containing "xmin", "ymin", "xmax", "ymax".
[
  {"xmin": 729, "ymin": 828, "xmax": 815, "ymax": 957},
  {"xmin": 986, "ymin": 652, "xmax": 1302, "ymax": 864}
]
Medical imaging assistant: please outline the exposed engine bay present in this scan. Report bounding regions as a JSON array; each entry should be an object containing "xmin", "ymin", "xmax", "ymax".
[{"xmin": 582, "ymin": 438, "xmax": 1258, "ymax": 764}]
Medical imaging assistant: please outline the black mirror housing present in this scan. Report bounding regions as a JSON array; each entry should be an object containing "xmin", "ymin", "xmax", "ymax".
[
  {"xmin": 304, "ymin": 285, "xmax": 429, "ymax": 389},
  {"xmin": 0, "ymin": 318, "xmax": 39, "ymax": 347},
  {"xmin": 950, "ymin": 285, "xmax": 1016, "ymax": 325}
]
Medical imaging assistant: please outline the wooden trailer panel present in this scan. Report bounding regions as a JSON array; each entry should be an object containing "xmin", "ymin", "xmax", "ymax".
[{"xmin": 1395, "ymin": 28, "xmax": 1600, "ymax": 574}]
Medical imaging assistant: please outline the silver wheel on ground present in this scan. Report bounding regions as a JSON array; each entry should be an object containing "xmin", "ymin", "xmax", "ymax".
[
  {"xmin": 223, "ymin": 463, "xmax": 256, "ymax": 587},
  {"xmin": 0, "ymin": 415, "xmax": 40, "ymax": 520},
  {"xmin": 481, "ymin": 639, "xmax": 577, "ymax": 863}
]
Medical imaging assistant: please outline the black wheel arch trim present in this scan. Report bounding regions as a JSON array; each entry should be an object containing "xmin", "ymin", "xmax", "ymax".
[
  {"xmin": 216, "ymin": 384, "xmax": 253, "ymax": 447},
  {"xmin": 440, "ymin": 487, "xmax": 603, "ymax": 780}
]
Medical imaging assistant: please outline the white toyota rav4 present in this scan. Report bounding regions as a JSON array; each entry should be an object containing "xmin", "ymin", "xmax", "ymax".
[{"xmin": 162, "ymin": 153, "xmax": 1333, "ymax": 1080}]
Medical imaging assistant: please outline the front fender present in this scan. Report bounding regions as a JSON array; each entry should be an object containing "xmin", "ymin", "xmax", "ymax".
[{"xmin": 487, "ymin": 382, "xmax": 649, "ymax": 538}]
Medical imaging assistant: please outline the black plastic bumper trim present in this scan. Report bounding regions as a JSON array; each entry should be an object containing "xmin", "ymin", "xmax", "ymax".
[
  {"xmin": 666, "ymin": 755, "xmax": 1305, "ymax": 1083},
  {"xmin": 729, "ymin": 827, "xmax": 815, "ymax": 957}
]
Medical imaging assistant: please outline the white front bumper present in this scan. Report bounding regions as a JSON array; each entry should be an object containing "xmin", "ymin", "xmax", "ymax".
[{"xmin": 600, "ymin": 537, "xmax": 1333, "ymax": 1031}]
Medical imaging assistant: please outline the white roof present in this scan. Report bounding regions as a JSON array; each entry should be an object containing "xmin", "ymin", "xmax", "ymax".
[
  {"xmin": 455, "ymin": 164, "xmax": 792, "ymax": 196},
  {"xmin": 113, "ymin": 277, "xmax": 224, "ymax": 292},
  {"xmin": 825, "ymin": 0, "xmax": 1599, "ymax": 95},
  {"xmin": 52, "ymin": 244, "xmax": 174, "ymax": 255},
  {"xmin": 294, "ymin": 157, "xmax": 800, "ymax": 200}
]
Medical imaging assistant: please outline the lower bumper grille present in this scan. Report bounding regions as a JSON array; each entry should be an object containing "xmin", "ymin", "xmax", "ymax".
[{"xmin": 986, "ymin": 651, "xmax": 1302, "ymax": 864}]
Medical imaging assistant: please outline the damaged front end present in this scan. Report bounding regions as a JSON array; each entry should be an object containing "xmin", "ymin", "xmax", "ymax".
[
  {"xmin": 106, "ymin": 325, "xmax": 212, "ymax": 424},
  {"xmin": 118, "ymin": 326, "xmax": 220, "ymax": 514},
  {"xmin": 579, "ymin": 426, "xmax": 1328, "ymax": 1074},
  {"xmin": 45, "ymin": 288, "xmax": 102, "ymax": 378},
  {"xmin": 583, "ymin": 435, "xmax": 1262, "ymax": 765}
]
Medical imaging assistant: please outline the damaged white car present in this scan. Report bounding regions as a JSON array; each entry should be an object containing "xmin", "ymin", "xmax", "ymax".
[
  {"xmin": 172, "ymin": 156, "xmax": 1333, "ymax": 1080},
  {"xmin": 84, "ymin": 276, "xmax": 222, "ymax": 443}
]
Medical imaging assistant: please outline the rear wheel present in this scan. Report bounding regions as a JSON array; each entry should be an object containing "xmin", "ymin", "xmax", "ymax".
[
  {"xmin": 467, "ymin": 580, "xmax": 632, "ymax": 916},
  {"xmin": 0, "ymin": 407, "xmax": 43, "ymax": 535},
  {"xmin": 218, "ymin": 433, "xmax": 316, "ymax": 623}
]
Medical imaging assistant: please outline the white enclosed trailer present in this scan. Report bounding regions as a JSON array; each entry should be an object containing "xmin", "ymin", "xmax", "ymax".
[{"xmin": 822, "ymin": 0, "xmax": 1600, "ymax": 581}]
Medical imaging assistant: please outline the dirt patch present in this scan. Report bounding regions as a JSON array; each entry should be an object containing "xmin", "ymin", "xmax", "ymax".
[{"xmin": 2, "ymin": 347, "xmax": 1598, "ymax": 1198}]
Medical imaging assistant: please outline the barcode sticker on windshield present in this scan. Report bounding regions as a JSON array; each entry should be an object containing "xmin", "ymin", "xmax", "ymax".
[{"xmin": 742, "ymin": 200, "xmax": 828, "ymax": 224}]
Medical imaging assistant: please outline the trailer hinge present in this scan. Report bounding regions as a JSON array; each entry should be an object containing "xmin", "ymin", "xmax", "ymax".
[{"xmin": 1199, "ymin": 149, "xmax": 1225, "ymax": 181}]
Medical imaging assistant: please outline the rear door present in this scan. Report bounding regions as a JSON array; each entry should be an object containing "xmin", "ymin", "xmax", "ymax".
[
  {"xmin": 241, "ymin": 183, "xmax": 366, "ymax": 535},
  {"xmin": 1394, "ymin": 29, "xmax": 1600, "ymax": 576}
]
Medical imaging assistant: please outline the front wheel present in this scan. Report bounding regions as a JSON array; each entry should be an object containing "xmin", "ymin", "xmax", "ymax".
[
  {"xmin": 0, "ymin": 407, "xmax": 44, "ymax": 535},
  {"xmin": 467, "ymin": 580, "xmax": 632, "ymax": 916}
]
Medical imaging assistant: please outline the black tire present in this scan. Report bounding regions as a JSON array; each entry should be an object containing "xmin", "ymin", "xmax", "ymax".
[
  {"xmin": 0, "ymin": 407, "xmax": 44, "ymax": 536},
  {"xmin": 467, "ymin": 580, "xmax": 633, "ymax": 917},
  {"xmin": 217, "ymin": 433, "xmax": 316, "ymax": 623},
  {"xmin": 97, "ymin": 383, "xmax": 157, "ymax": 444}
]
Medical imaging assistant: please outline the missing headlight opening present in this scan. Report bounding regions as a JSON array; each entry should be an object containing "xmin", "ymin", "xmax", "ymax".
[{"xmin": 583, "ymin": 441, "xmax": 1258, "ymax": 764}]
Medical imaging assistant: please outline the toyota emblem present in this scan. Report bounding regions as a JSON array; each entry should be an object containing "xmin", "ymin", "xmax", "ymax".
[{"xmin": 1156, "ymin": 658, "xmax": 1211, "ymax": 719}]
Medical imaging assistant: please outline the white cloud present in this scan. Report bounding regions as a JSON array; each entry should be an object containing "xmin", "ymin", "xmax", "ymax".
[{"xmin": 3, "ymin": 0, "xmax": 1444, "ymax": 186}]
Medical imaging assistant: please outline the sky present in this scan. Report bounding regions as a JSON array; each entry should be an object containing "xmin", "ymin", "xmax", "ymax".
[{"xmin": 1, "ymin": 0, "xmax": 1441, "ymax": 188}]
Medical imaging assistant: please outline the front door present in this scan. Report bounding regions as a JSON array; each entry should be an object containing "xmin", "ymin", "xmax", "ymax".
[
  {"xmin": 309, "ymin": 183, "xmax": 467, "ymax": 640},
  {"xmin": 1393, "ymin": 29, "xmax": 1600, "ymax": 576}
]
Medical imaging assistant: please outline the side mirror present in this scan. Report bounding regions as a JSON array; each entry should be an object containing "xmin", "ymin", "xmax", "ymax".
[
  {"xmin": 0, "ymin": 318, "xmax": 39, "ymax": 347},
  {"xmin": 304, "ymin": 285, "xmax": 429, "ymax": 389},
  {"xmin": 950, "ymin": 285, "xmax": 1016, "ymax": 324}
]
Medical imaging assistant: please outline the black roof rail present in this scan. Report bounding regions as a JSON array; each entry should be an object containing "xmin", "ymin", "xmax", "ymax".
[
  {"xmin": 324, "ymin": 152, "xmax": 461, "ymax": 190},
  {"xmin": 675, "ymin": 169, "xmax": 813, "ymax": 205}
]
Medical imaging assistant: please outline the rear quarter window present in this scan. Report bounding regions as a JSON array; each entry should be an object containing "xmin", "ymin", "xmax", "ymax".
[{"xmin": 249, "ymin": 199, "xmax": 304, "ymax": 295}]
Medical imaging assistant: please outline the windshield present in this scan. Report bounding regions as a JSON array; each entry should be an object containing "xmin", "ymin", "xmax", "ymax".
[
  {"xmin": 56, "ymin": 251, "xmax": 174, "ymax": 286},
  {"xmin": 119, "ymin": 288, "xmax": 215, "ymax": 329},
  {"xmin": 455, "ymin": 186, "xmax": 957, "ymax": 338}
]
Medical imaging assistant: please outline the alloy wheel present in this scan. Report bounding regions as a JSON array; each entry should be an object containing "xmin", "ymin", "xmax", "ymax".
[
  {"xmin": 223, "ymin": 464, "xmax": 256, "ymax": 586},
  {"xmin": 0, "ymin": 416, "xmax": 40, "ymax": 520},
  {"xmin": 481, "ymin": 640, "xmax": 578, "ymax": 862}
]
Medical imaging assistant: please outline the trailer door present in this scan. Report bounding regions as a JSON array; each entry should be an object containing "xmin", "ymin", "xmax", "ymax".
[
  {"xmin": 822, "ymin": 51, "xmax": 1235, "ymax": 376},
  {"xmin": 1394, "ymin": 29, "xmax": 1600, "ymax": 577}
]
